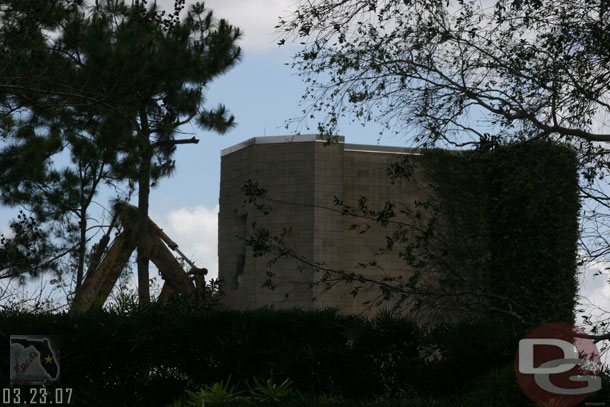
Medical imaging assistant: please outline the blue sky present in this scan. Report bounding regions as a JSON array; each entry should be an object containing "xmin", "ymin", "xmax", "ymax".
[{"xmin": 0, "ymin": 0, "xmax": 608, "ymax": 331}]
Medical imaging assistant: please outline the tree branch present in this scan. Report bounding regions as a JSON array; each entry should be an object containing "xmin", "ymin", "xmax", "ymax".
[{"xmin": 152, "ymin": 136, "xmax": 200, "ymax": 147}]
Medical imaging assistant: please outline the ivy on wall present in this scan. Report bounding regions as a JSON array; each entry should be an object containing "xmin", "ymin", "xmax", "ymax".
[{"xmin": 420, "ymin": 141, "xmax": 579, "ymax": 325}]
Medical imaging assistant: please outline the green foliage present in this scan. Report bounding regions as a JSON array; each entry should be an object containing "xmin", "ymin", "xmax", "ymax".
[
  {"xmin": 420, "ymin": 141, "xmax": 579, "ymax": 326},
  {"xmin": 0, "ymin": 210, "xmax": 52, "ymax": 281},
  {"xmin": 172, "ymin": 376, "xmax": 244, "ymax": 406},
  {"xmin": 416, "ymin": 319, "xmax": 523, "ymax": 395},
  {"xmin": 12, "ymin": 306, "xmax": 603, "ymax": 406},
  {"xmin": 0, "ymin": 0, "xmax": 241, "ymax": 295},
  {"xmin": 202, "ymin": 378, "xmax": 244, "ymax": 404},
  {"xmin": 461, "ymin": 363, "xmax": 534, "ymax": 407},
  {"xmin": 0, "ymin": 307, "xmax": 501, "ymax": 406},
  {"xmin": 248, "ymin": 372, "xmax": 294, "ymax": 403},
  {"xmin": 485, "ymin": 142, "xmax": 579, "ymax": 324},
  {"xmin": 269, "ymin": 398, "xmax": 456, "ymax": 407}
]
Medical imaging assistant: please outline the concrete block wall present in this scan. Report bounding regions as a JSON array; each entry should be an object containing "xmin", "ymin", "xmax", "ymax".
[
  {"xmin": 341, "ymin": 149, "xmax": 428, "ymax": 315},
  {"xmin": 312, "ymin": 141, "xmax": 344, "ymax": 309},
  {"xmin": 219, "ymin": 135, "xmax": 424, "ymax": 315},
  {"xmin": 250, "ymin": 141, "xmax": 317, "ymax": 309}
]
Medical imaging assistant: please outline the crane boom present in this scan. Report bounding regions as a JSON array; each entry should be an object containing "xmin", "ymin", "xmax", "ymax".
[{"xmin": 70, "ymin": 204, "xmax": 204, "ymax": 313}]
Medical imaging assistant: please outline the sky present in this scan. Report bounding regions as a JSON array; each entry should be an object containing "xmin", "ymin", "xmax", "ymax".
[{"xmin": 0, "ymin": 0, "xmax": 608, "ymax": 335}]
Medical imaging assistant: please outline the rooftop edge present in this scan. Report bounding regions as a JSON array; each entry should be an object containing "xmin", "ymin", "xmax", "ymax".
[{"xmin": 220, "ymin": 135, "xmax": 419, "ymax": 156}]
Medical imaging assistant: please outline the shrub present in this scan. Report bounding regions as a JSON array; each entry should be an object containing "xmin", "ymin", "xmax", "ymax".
[{"xmin": 1, "ymin": 305, "xmax": 527, "ymax": 406}]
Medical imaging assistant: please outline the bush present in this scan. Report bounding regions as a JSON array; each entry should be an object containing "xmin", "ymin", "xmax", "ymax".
[
  {"xmin": 1, "ymin": 304, "xmax": 537, "ymax": 406},
  {"xmin": 415, "ymin": 319, "xmax": 524, "ymax": 395},
  {"xmin": 1, "ymin": 305, "xmax": 424, "ymax": 406},
  {"xmin": 462, "ymin": 363, "xmax": 534, "ymax": 407}
]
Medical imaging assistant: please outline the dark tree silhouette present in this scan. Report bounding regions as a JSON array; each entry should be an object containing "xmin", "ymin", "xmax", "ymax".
[{"xmin": 0, "ymin": 0, "xmax": 241, "ymax": 302}]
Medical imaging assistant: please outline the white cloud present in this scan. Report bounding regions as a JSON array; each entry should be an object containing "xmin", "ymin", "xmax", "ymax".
[
  {"xmin": 0, "ymin": 223, "xmax": 12, "ymax": 238},
  {"xmin": 207, "ymin": 0, "xmax": 296, "ymax": 51},
  {"xmin": 154, "ymin": 0, "xmax": 297, "ymax": 51},
  {"xmin": 577, "ymin": 261, "xmax": 610, "ymax": 366},
  {"xmin": 152, "ymin": 204, "xmax": 219, "ymax": 280},
  {"xmin": 577, "ymin": 260, "xmax": 610, "ymax": 324}
]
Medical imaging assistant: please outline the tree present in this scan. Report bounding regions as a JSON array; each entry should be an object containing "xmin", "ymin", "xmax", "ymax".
[
  {"xmin": 279, "ymin": 0, "xmax": 610, "ymax": 144},
  {"xmin": 0, "ymin": 0, "xmax": 125, "ymax": 290},
  {"xmin": 0, "ymin": 102, "xmax": 125, "ymax": 290},
  {"xmin": 0, "ymin": 211, "xmax": 69, "ymax": 311},
  {"xmin": 277, "ymin": 0, "xmax": 610, "ymax": 331},
  {"xmin": 74, "ymin": 0, "xmax": 241, "ymax": 302},
  {"xmin": 1, "ymin": 210, "xmax": 50, "ymax": 281},
  {"xmin": 0, "ymin": 0, "xmax": 241, "ymax": 303}
]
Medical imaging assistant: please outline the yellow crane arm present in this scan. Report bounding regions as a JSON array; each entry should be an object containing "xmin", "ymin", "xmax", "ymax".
[
  {"xmin": 71, "ymin": 231, "xmax": 136, "ymax": 313},
  {"xmin": 70, "ymin": 204, "xmax": 202, "ymax": 313}
]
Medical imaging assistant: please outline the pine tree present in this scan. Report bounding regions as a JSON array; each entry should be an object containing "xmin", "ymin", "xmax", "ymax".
[
  {"xmin": 0, "ymin": 112, "xmax": 118, "ymax": 288},
  {"xmin": 0, "ymin": 0, "xmax": 241, "ymax": 301}
]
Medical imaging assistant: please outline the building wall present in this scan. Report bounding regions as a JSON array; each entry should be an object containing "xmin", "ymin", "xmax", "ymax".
[
  {"xmin": 312, "ymin": 141, "xmax": 344, "ymax": 309},
  {"xmin": 218, "ymin": 135, "xmax": 424, "ymax": 315},
  {"xmin": 340, "ymin": 149, "xmax": 428, "ymax": 314}
]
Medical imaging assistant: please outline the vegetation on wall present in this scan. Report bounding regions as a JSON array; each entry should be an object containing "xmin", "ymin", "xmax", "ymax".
[{"xmin": 417, "ymin": 141, "xmax": 579, "ymax": 326}]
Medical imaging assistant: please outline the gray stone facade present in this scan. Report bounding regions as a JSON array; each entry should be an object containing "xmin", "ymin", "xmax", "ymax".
[{"xmin": 218, "ymin": 135, "xmax": 427, "ymax": 315}]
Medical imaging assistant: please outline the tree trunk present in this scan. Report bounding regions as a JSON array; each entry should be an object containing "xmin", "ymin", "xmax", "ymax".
[
  {"xmin": 75, "ymin": 209, "xmax": 87, "ymax": 288},
  {"xmin": 137, "ymin": 110, "xmax": 152, "ymax": 304}
]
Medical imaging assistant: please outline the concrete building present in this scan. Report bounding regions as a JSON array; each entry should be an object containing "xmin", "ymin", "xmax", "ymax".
[{"xmin": 218, "ymin": 135, "xmax": 428, "ymax": 315}]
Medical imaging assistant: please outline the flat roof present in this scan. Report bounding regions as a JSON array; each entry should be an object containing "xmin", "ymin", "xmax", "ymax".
[{"xmin": 220, "ymin": 135, "xmax": 420, "ymax": 156}]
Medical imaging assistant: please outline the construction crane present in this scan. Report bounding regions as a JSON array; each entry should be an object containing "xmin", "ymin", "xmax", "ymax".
[{"xmin": 70, "ymin": 203, "xmax": 207, "ymax": 313}]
